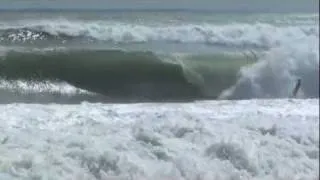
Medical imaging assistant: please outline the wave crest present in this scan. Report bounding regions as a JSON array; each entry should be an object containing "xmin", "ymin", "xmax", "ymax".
[{"xmin": 1, "ymin": 20, "xmax": 318, "ymax": 48}]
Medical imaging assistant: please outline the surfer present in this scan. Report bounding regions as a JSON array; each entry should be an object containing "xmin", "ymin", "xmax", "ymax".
[{"xmin": 291, "ymin": 78, "xmax": 301, "ymax": 98}]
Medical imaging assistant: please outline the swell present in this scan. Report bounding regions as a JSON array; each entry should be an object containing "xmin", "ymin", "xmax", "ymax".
[{"xmin": 0, "ymin": 49, "xmax": 252, "ymax": 102}]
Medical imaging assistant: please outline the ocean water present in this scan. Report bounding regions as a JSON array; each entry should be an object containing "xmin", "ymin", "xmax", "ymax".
[
  {"xmin": 0, "ymin": 11, "xmax": 318, "ymax": 102},
  {"xmin": 0, "ymin": 9, "xmax": 319, "ymax": 180}
]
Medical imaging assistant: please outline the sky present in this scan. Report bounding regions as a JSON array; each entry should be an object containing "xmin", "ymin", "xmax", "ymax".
[{"xmin": 0, "ymin": 0, "xmax": 318, "ymax": 12}]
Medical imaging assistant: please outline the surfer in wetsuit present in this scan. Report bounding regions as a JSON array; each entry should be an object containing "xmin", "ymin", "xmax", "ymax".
[{"xmin": 291, "ymin": 78, "xmax": 301, "ymax": 98}]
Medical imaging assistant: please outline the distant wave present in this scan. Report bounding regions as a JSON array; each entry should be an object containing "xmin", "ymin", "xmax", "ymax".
[{"xmin": 0, "ymin": 20, "xmax": 318, "ymax": 48}]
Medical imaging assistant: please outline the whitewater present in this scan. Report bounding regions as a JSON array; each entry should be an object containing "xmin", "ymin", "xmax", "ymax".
[
  {"xmin": 0, "ymin": 10, "xmax": 319, "ymax": 180},
  {"xmin": 0, "ymin": 99, "xmax": 319, "ymax": 180}
]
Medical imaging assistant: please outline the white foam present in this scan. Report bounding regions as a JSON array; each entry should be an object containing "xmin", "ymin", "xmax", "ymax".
[
  {"xmin": 1, "ymin": 19, "xmax": 318, "ymax": 48},
  {"xmin": 219, "ymin": 33, "xmax": 319, "ymax": 99},
  {"xmin": 0, "ymin": 99, "xmax": 318, "ymax": 179},
  {"xmin": 0, "ymin": 79, "xmax": 90, "ymax": 95}
]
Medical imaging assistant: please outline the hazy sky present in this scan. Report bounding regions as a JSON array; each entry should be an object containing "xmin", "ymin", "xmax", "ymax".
[{"xmin": 0, "ymin": 0, "xmax": 318, "ymax": 12}]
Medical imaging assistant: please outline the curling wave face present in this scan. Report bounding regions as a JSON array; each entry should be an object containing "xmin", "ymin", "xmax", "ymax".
[
  {"xmin": 0, "ymin": 42, "xmax": 318, "ymax": 104},
  {"xmin": 0, "ymin": 49, "xmax": 255, "ymax": 103}
]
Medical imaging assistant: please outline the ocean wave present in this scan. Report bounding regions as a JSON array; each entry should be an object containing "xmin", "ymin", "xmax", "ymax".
[
  {"xmin": 0, "ymin": 20, "xmax": 318, "ymax": 48},
  {"xmin": 220, "ymin": 37, "xmax": 319, "ymax": 99},
  {"xmin": 0, "ymin": 38, "xmax": 318, "ymax": 103},
  {"xmin": 0, "ymin": 49, "xmax": 254, "ymax": 102}
]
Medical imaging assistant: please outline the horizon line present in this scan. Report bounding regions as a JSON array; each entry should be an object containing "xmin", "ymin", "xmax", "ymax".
[{"xmin": 0, "ymin": 7, "xmax": 316, "ymax": 13}]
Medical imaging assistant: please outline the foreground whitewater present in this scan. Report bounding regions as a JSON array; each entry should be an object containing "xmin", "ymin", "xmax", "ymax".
[{"xmin": 0, "ymin": 99, "xmax": 318, "ymax": 180}]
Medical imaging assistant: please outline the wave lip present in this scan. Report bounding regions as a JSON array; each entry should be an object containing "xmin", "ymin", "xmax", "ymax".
[{"xmin": 0, "ymin": 21, "xmax": 318, "ymax": 48}]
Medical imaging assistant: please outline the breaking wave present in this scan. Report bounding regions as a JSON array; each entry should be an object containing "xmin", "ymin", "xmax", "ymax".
[
  {"xmin": 219, "ymin": 36, "xmax": 319, "ymax": 99},
  {"xmin": 0, "ymin": 20, "xmax": 318, "ymax": 48},
  {"xmin": 0, "ymin": 41, "xmax": 318, "ymax": 104},
  {"xmin": 0, "ymin": 49, "xmax": 254, "ymax": 103},
  {"xmin": 0, "ymin": 17, "xmax": 318, "ymax": 103}
]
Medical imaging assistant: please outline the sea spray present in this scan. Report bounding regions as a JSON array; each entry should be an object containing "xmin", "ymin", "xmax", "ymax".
[{"xmin": 219, "ymin": 37, "xmax": 319, "ymax": 99}]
